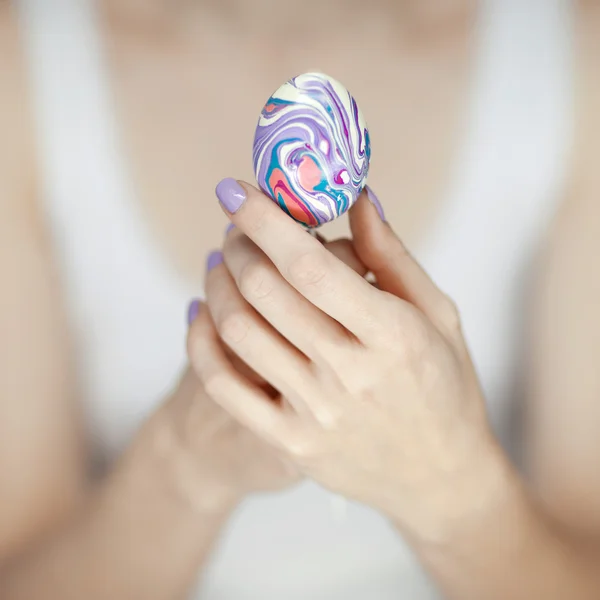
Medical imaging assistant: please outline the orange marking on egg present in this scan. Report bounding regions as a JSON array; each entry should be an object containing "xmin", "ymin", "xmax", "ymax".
[
  {"xmin": 297, "ymin": 156, "xmax": 322, "ymax": 191},
  {"xmin": 268, "ymin": 167, "xmax": 318, "ymax": 227}
]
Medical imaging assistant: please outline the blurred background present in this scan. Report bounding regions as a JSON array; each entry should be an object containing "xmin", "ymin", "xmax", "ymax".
[
  {"xmin": 17, "ymin": 0, "xmax": 574, "ymax": 449},
  {"xmin": 2, "ymin": 0, "xmax": 589, "ymax": 598}
]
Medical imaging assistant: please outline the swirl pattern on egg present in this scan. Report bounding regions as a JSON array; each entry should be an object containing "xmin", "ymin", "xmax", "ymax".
[{"xmin": 253, "ymin": 72, "xmax": 371, "ymax": 227}]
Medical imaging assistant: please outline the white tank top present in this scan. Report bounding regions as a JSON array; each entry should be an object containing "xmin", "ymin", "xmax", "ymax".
[{"xmin": 17, "ymin": 0, "xmax": 574, "ymax": 598}]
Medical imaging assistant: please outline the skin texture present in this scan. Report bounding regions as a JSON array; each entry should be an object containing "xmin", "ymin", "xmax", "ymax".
[
  {"xmin": 0, "ymin": 367, "xmax": 299, "ymax": 600},
  {"xmin": 0, "ymin": 9, "xmax": 85, "ymax": 562},
  {"xmin": 526, "ymin": 1, "xmax": 600, "ymax": 538},
  {"xmin": 191, "ymin": 180, "xmax": 600, "ymax": 600},
  {"xmin": 192, "ymin": 184, "xmax": 496, "ymax": 543},
  {"xmin": 0, "ymin": 0, "xmax": 600, "ymax": 598},
  {"xmin": 0, "ymin": 4, "xmax": 313, "ymax": 594},
  {"xmin": 0, "ymin": 6, "xmax": 364, "ymax": 588},
  {"xmin": 100, "ymin": 0, "xmax": 475, "ymax": 280}
]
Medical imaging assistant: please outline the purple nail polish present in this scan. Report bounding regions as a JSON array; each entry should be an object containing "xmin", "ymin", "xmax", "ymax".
[
  {"xmin": 216, "ymin": 178, "xmax": 247, "ymax": 214},
  {"xmin": 225, "ymin": 222, "xmax": 235, "ymax": 235},
  {"xmin": 365, "ymin": 185, "xmax": 386, "ymax": 222},
  {"xmin": 207, "ymin": 250, "xmax": 224, "ymax": 272},
  {"xmin": 187, "ymin": 299, "xmax": 200, "ymax": 326}
]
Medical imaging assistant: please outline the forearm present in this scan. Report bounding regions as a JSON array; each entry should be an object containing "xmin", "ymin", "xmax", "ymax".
[
  {"xmin": 405, "ymin": 443, "xmax": 600, "ymax": 600},
  {"xmin": 0, "ymin": 412, "xmax": 237, "ymax": 600}
]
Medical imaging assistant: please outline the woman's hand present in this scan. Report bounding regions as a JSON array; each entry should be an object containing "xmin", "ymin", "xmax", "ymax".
[
  {"xmin": 163, "ymin": 322, "xmax": 303, "ymax": 514},
  {"xmin": 188, "ymin": 179, "xmax": 504, "ymax": 542},
  {"xmin": 178, "ymin": 232, "xmax": 370, "ymax": 511}
]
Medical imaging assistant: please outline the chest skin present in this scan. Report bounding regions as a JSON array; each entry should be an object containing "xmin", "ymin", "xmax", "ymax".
[{"xmin": 102, "ymin": 4, "xmax": 474, "ymax": 281}]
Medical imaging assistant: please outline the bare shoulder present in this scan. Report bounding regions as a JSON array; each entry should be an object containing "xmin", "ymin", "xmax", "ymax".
[
  {"xmin": 0, "ymin": 3, "xmax": 37, "ymax": 217},
  {"xmin": 553, "ymin": 1, "xmax": 600, "ymax": 226},
  {"xmin": 523, "ymin": 3, "xmax": 600, "ymax": 533},
  {"xmin": 578, "ymin": 1, "xmax": 600, "ymax": 99},
  {"xmin": 0, "ymin": 4, "xmax": 30, "ymax": 111},
  {"xmin": 578, "ymin": 0, "xmax": 600, "ymax": 25}
]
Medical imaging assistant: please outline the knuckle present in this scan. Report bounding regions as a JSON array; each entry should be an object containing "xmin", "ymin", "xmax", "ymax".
[
  {"xmin": 285, "ymin": 434, "xmax": 317, "ymax": 462},
  {"xmin": 385, "ymin": 307, "xmax": 431, "ymax": 361},
  {"xmin": 368, "ymin": 300, "xmax": 405, "ymax": 346},
  {"xmin": 409, "ymin": 315, "xmax": 432, "ymax": 353},
  {"xmin": 314, "ymin": 405, "xmax": 342, "ymax": 429},
  {"xmin": 238, "ymin": 260, "xmax": 274, "ymax": 303},
  {"xmin": 287, "ymin": 251, "xmax": 329, "ymax": 290},
  {"xmin": 440, "ymin": 294, "xmax": 462, "ymax": 334},
  {"xmin": 312, "ymin": 335, "xmax": 354, "ymax": 375},
  {"xmin": 203, "ymin": 373, "xmax": 229, "ymax": 399},
  {"xmin": 405, "ymin": 320, "xmax": 432, "ymax": 361},
  {"xmin": 217, "ymin": 310, "xmax": 251, "ymax": 345}
]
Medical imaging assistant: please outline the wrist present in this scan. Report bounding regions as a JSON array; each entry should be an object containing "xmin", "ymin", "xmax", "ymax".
[
  {"xmin": 393, "ymin": 430, "xmax": 523, "ymax": 548},
  {"xmin": 118, "ymin": 408, "xmax": 243, "ymax": 521},
  {"xmin": 400, "ymin": 440, "xmax": 593, "ymax": 600},
  {"xmin": 86, "ymin": 416, "xmax": 238, "ymax": 587}
]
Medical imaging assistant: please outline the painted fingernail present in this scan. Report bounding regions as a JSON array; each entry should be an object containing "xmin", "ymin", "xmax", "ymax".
[
  {"xmin": 216, "ymin": 178, "xmax": 247, "ymax": 214},
  {"xmin": 365, "ymin": 185, "xmax": 386, "ymax": 222},
  {"xmin": 207, "ymin": 250, "xmax": 224, "ymax": 272},
  {"xmin": 225, "ymin": 222, "xmax": 235, "ymax": 235},
  {"xmin": 187, "ymin": 299, "xmax": 200, "ymax": 326}
]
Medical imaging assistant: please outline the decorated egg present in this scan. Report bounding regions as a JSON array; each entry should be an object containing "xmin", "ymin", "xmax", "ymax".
[{"xmin": 252, "ymin": 72, "xmax": 371, "ymax": 228}]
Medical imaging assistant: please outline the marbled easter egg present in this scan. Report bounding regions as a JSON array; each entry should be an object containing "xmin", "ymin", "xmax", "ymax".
[{"xmin": 253, "ymin": 72, "xmax": 371, "ymax": 227}]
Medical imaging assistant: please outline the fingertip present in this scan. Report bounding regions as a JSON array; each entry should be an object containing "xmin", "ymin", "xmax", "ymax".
[
  {"xmin": 206, "ymin": 250, "xmax": 224, "ymax": 272},
  {"xmin": 186, "ymin": 299, "xmax": 204, "ymax": 361},
  {"xmin": 216, "ymin": 178, "xmax": 247, "ymax": 214},
  {"xmin": 349, "ymin": 189, "xmax": 385, "ymax": 239},
  {"xmin": 187, "ymin": 299, "xmax": 201, "ymax": 327},
  {"xmin": 349, "ymin": 191, "xmax": 397, "ymax": 272},
  {"xmin": 186, "ymin": 300, "xmax": 216, "ymax": 372},
  {"xmin": 364, "ymin": 185, "xmax": 386, "ymax": 223}
]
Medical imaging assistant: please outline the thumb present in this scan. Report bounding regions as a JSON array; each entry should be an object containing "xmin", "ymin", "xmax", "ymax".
[{"xmin": 349, "ymin": 186, "xmax": 459, "ymax": 336}]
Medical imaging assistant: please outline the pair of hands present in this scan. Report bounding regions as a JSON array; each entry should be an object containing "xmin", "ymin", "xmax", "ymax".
[{"xmin": 183, "ymin": 180, "xmax": 500, "ymax": 541}]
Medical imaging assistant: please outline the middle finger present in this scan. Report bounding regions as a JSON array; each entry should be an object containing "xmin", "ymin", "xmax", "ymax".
[{"xmin": 223, "ymin": 232, "xmax": 357, "ymax": 365}]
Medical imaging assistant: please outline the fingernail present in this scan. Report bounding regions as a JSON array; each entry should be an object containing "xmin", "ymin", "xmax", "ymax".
[
  {"xmin": 216, "ymin": 178, "xmax": 247, "ymax": 214},
  {"xmin": 365, "ymin": 185, "xmax": 386, "ymax": 222},
  {"xmin": 207, "ymin": 250, "xmax": 224, "ymax": 272},
  {"xmin": 225, "ymin": 222, "xmax": 235, "ymax": 235},
  {"xmin": 187, "ymin": 299, "xmax": 200, "ymax": 326}
]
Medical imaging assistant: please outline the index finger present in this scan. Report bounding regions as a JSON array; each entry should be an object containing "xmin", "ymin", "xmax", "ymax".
[{"xmin": 215, "ymin": 178, "xmax": 383, "ymax": 343}]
